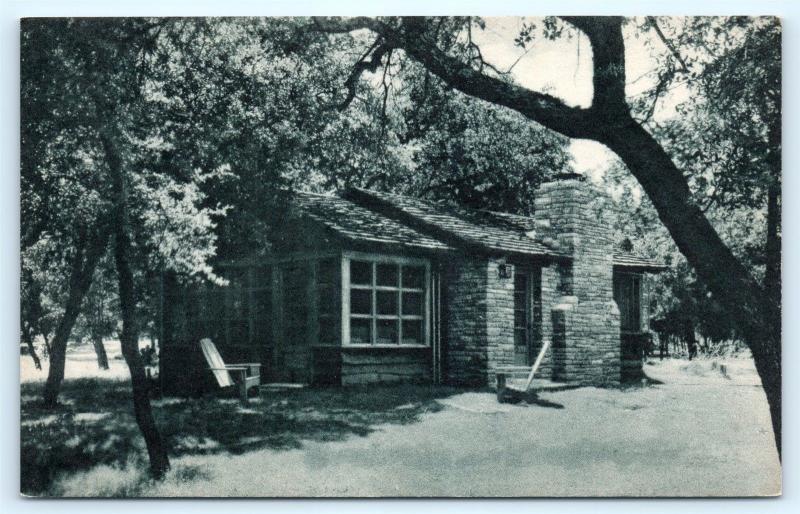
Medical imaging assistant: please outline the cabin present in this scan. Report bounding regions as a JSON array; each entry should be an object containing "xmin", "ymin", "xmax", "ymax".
[{"xmin": 158, "ymin": 174, "xmax": 665, "ymax": 395}]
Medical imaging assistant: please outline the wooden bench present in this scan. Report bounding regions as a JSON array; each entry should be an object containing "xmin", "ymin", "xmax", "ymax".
[
  {"xmin": 200, "ymin": 338, "xmax": 262, "ymax": 404},
  {"xmin": 495, "ymin": 340, "xmax": 550, "ymax": 403}
]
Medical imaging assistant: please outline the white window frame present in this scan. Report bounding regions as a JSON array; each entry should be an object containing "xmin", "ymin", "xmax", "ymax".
[{"xmin": 341, "ymin": 251, "xmax": 431, "ymax": 348}]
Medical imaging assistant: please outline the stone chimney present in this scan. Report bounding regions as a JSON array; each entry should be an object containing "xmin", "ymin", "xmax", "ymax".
[{"xmin": 533, "ymin": 174, "xmax": 621, "ymax": 386}]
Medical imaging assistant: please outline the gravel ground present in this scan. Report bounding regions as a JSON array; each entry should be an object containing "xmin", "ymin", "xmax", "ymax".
[{"xmin": 22, "ymin": 346, "xmax": 781, "ymax": 497}]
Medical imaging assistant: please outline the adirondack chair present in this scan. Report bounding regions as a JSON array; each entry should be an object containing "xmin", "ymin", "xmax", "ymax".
[
  {"xmin": 495, "ymin": 339, "xmax": 551, "ymax": 403},
  {"xmin": 199, "ymin": 338, "xmax": 261, "ymax": 404}
]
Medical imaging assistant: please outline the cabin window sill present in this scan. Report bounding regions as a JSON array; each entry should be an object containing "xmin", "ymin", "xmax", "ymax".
[{"xmin": 340, "ymin": 344, "xmax": 430, "ymax": 350}]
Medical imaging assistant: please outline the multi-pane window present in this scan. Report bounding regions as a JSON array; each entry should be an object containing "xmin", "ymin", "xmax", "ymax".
[{"xmin": 347, "ymin": 257, "xmax": 428, "ymax": 346}]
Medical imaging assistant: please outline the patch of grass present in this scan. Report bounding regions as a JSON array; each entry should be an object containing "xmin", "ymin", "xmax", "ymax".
[
  {"xmin": 50, "ymin": 461, "xmax": 149, "ymax": 497},
  {"xmin": 21, "ymin": 378, "xmax": 462, "ymax": 496},
  {"xmin": 21, "ymin": 379, "xmax": 142, "ymax": 496}
]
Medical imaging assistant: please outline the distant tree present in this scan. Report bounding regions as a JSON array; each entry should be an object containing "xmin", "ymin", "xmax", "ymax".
[
  {"xmin": 20, "ymin": 266, "xmax": 44, "ymax": 369},
  {"xmin": 398, "ymin": 73, "xmax": 571, "ymax": 212},
  {"xmin": 74, "ymin": 256, "xmax": 118, "ymax": 370}
]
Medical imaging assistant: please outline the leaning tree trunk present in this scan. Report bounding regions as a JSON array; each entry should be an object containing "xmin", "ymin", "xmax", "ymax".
[
  {"xmin": 42, "ymin": 225, "xmax": 111, "ymax": 407},
  {"xmin": 762, "ymin": 179, "xmax": 781, "ymax": 456},
  {"xmin": 765, "ymin": 115, "xmax": 782, "ymax": 317},
  {"xmin": 104, "ymin": 132, "xmax": 171, "ymax": 479},
  {"xmin": 601, "ymin": 121, "xmax": 782, "ymax": 457},
  {"xmin": 92, "ymin": 335, "xmax": 110, "ymax": 370}
]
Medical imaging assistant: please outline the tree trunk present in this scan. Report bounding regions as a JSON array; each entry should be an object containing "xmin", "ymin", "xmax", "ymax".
[
  {"xmin": 104, "ymin": 132, "xmax": 171, "ymax": 479},
  {"xmin": 42, "ymin": 225, "xmax": 111, "ymax": 407},
  {"xmin": 685, "ymin": 321, "xmax": 698, "ymax": 361},
  {"xmin": 22, "ymin": 329, "xmax": 42, "ymax": 370},
  {"xmin": 765, "ymin": 181, "xmax": 781, "ymax": 326},
  {"xmin": 92, "ymin": 335, "xmax": 110, "ymax": 370},
  {"xmin": 762, "ymin": 182, "xmax": 781, "ymax": 457},
  {"xmin": 765, "ymin": 114, "xmax": 781, "ymax": 317},
  {"xmin": 42, "ymin": 333, "xmax": 51, "ymax": 357},
  {"xmin": 600, "ymin": 121, "xmax": 781, "ymax": 458}
]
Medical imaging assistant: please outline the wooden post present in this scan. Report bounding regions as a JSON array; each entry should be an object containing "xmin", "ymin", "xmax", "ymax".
[
  {"xmin": 238, "ymin": 370, "xmax": 248, "ymax": 405},
  {"xmin": 496, "ymin": 372, "xmax": 507, "ymax": 402},
  {"xmin": 341, "ymin": 256, "xmax": 350, "ymax": 345}
]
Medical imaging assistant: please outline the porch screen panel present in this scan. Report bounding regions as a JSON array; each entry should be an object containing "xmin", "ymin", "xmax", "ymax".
[
  {"xmin": 250, "ymin": 265, "xmax": 273, "ymax": 364},
  {"xmin": 200, "ymin": 285, "xmax": 226, "ymax": 348},
  {"xmin": 282, "ymin": 263, "xmax": 309, "ymax": 345},
  {"xmin": 225, "ymin": 269, "xmax": 249, "ymax": 348},
  {"xmin": 317, "ymin": 258, "xmax": 340, "ymax": 345},
  {"xmin": 189, "ymin": 265, "xmax": 270, "ymax": 364}
]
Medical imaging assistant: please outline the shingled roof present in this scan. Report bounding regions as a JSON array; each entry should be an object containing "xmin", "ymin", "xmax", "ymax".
[
  {"xmin": 612, "ymin": 252, "xmax": 668, "ymax": 272},
  {"xmin": 292, "ymin": 188, "xmax": 665, "ymax": 271},
  {"xmin": 292, "ymin": 192, "xmax": 453, "ymax": 252},
  {"xmin": 343, "ymin": 188, "xmax": 566, "ymax": 260}
]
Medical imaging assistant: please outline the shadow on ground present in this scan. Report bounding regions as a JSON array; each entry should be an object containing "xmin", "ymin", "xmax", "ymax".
[
  {"xmin": 620, "ymin": 367, "xmax": 665, "ymax": 390},
  {"xmin": 20, "ymin": 379, "xmax": 463, "ymax": 495}
]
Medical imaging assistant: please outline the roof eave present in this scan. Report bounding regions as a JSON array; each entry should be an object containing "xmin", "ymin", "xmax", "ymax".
[{"xmin": 613, "ymin": 263, "xmax": 668, "ymax": 274}]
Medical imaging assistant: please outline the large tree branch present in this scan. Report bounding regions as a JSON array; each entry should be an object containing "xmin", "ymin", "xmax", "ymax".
[
  {"xmin": 311, "ymin": 16, "xmax": 595, "ymax": 138},
  {"xmin": 309, "ymin": 17, "xmax": 771, "ymax": 316},
  {"xmin": 339, "ymin": 39, "xmax": 392, "ymax": 111},
  {"xmin": 560, "ymin": 16, "xmax": 628, "ymax": 118}
]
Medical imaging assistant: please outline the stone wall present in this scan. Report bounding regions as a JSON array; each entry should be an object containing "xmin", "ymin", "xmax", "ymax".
[
  {"xmin": 534, "ymin": 178, "xmax": 622, "ymax": 386},
  {"xmin": 444, "ymin": 256, "xmax": 515, "ymax": 385},
  {"xmin": 443, "ymin": 177, "xmax": 623, "ymax": 387},
  {"xmin": 485, "ymin": 259, "xmax": 516, "ymax": 378},
  {"xmin": 533, "ymin": 262, "xmax": 566, "ymax": 380},
  {"xmin": 444, "ymin": 258, "xmax": 488, "ymax": 385}
]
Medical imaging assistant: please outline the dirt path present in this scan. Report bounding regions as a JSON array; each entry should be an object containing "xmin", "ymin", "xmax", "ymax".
[{"xmin": 45, "ymin": 355, "xmax": 780, "ymax": 497}]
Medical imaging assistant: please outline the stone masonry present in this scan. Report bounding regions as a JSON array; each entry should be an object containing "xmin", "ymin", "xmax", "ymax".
[
  {"xmin": 443, "ymin": 176, "xmax": 622, "ymax": 387},
  {"xmin": 533, "ymin": 177, "xmax": 622, "ymax": 386},
  {"xmin": 444, "ymin": 257, "xmax": 515, "ymax": 385}
]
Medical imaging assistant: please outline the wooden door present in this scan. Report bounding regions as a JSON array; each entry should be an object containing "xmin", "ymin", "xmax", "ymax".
[
  {"xmin": 514, "ymin": 271, "xmax": 532, "ymax": 365},
  {"xmin": 514, "ymin": 268, "xmax": 543, "ymax": 366}
]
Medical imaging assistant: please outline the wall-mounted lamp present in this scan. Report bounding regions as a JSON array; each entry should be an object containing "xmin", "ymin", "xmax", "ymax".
[{"xmin": 497, "ymin": 263, "xmax": 512, "ymax": 279}]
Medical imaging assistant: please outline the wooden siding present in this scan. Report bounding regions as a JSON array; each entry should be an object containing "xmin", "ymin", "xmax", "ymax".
[
  {"xmin": 159, "ymin": 249, "xmax": 443, "ymax": 391},
  {"xmin": 340, "ymin": 347, "xmax": 431, "ymax": 385}
]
